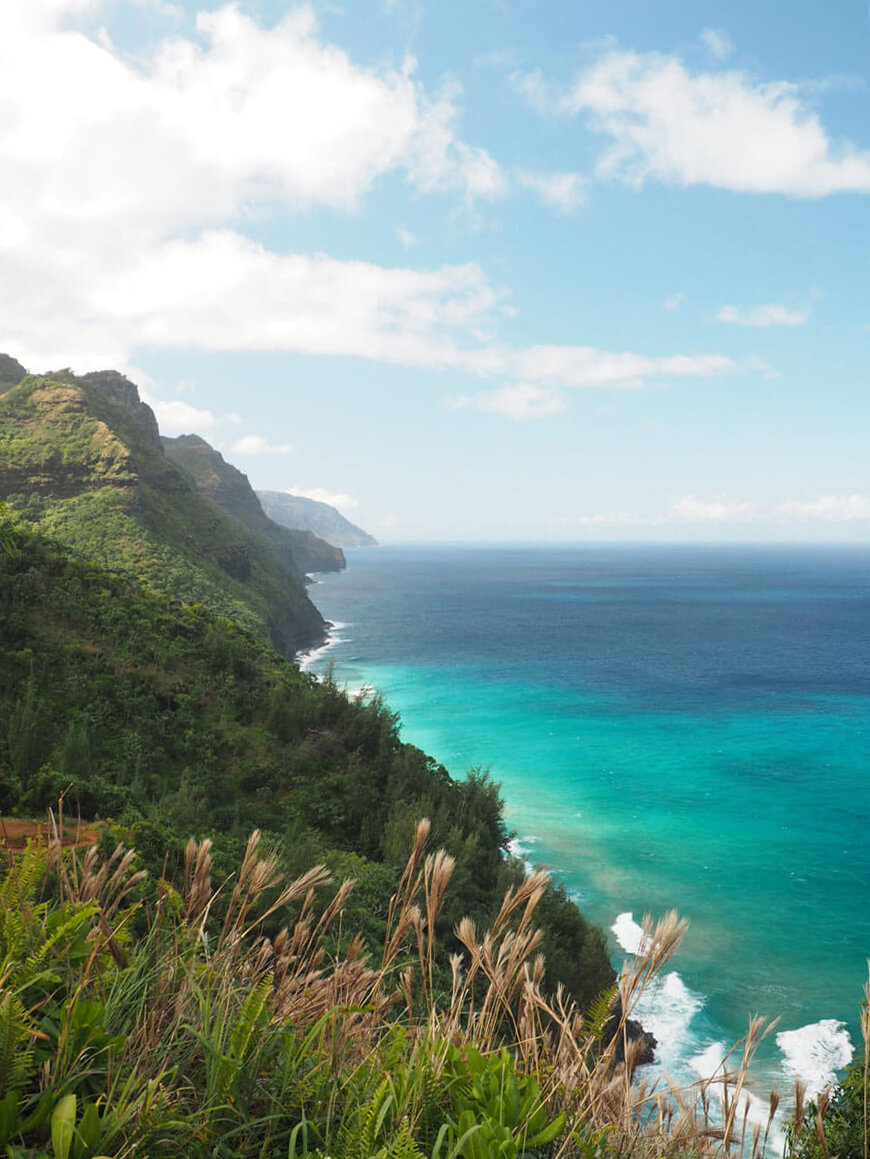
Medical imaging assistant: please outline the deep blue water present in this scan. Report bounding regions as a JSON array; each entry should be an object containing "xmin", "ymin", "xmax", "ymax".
[{"xmin": 305, "ymin": 544, "xmax": 870, "ymax": 1097}]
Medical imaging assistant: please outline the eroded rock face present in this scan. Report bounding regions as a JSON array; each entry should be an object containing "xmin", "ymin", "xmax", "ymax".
[
  {"xmin": 605, "ymin": 1013, "xmax": 658, "ymax": 1068},
  {"xmin": 79, "ymin": 371, "xmax": 163, "ymax": 452}
]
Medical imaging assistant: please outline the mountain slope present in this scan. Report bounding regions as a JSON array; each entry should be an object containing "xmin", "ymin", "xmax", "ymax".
[
  {"xmin": 163, "ymin": 434, "xmax": 344, "ymax": 574},
  {"xmin": 0, "ymin": 370, "xmax": 326, "ymax": 655},
  {"xmin": 258, "ymin": 489, "xmax": 377, "ymax": 548}
]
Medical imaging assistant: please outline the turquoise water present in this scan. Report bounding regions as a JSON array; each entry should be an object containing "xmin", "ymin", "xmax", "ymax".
[{"xmin": 305, "ymin": 544, "xmax": 870, "ymax": 1097}]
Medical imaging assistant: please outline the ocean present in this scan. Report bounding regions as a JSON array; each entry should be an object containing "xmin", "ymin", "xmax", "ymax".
[{"xmin": 303, "ymin": 543, "xmax": 870, "ymax": 1105}]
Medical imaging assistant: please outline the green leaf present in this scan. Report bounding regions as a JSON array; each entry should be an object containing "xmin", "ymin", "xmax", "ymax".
[
  {"xmin": 50, "ymin": 1094, "xmax": 77, "ymax": 1159},
  {"xmin": 72, "ymin": 1102, "xmax": 101, "ymax": 1159}
]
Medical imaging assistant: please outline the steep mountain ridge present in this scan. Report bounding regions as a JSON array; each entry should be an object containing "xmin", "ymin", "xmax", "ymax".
[
  {"xmin": 163, "ymin": 434, "xmax": 344, "ymax": 575},
  {"xmin": 0, "ymin": 368, "xmax": 326, "ymax": 655},
  {"xmin": 258, "ymin": 488, "xmax": 377, "ymax": 548}
]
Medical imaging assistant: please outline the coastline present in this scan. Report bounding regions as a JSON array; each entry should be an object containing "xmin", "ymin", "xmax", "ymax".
[{"xmin": 296, "ymin": 617, "xmax": 347, "ymax": 672}]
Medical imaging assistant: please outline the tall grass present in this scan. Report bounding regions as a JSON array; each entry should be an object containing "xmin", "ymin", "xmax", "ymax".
[{"xmin": 0, "ymin": 812, "xmax": 858, "ymax": 1159}]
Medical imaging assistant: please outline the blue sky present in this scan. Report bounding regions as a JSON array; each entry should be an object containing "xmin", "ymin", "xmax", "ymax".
[{"xmin": 2, "ymin": 0, "xmax": 870, "ymax": 540}]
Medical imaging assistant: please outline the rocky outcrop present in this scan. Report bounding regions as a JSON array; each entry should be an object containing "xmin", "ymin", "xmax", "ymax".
[{"xmin": 78, "ymin": 370, "xmax": 163, "ymax": 451}]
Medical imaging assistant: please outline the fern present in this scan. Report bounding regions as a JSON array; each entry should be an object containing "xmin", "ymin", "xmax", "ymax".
[
  {"xmin": 336, "ymin": 1077, "xmax": 395, "ymax": 1159},
  {"xmin": 215, "ymin": 975, "xmax": 272, "ymax": 1104},
  {"xmin": 16, "ymin": 902, "xmax": 99, "ymax": 995},
  {"xmin": 585, "ymin": 983, "xmax": 618, "ymax": 1040},
  {"xmin": 0, "ymin": 990, "xmax": 34, "ymax": 1094},
  {"xmin": 381, "ymin": 1121, "xmax": 427, "ymax": 1159}
]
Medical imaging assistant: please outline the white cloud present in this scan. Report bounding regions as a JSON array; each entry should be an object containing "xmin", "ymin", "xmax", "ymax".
[
  {"xmin": 3, "ymin": 225, "xmax": 741, "ymax": 393},
  {"xmin": 141, "ymin": 393, "xmax": 219, "ymax": 437},
  {"xmin": 667, "ymin": 494, "xmax": 759, "ymax": 523},
  {"xmin": 0, "ymin": 2, "xmax": 748, "ymax": 401},
  {"xmin": 777, "ymin": 494, "xmax": 870, "ymax": 521},
  {"xmin": 717, "ymin": 303, "xmax": 809, "ymax": 327},
  {"xmin": 0, "ymin": 0, "xmax": 509, "ymax": 368},
  {"xmin": 516, "ymin": 169, "xmax": 588, "ymax": 213},
  {"xmin": 663, "ymin": 292, "xmax": 684, "ymax": 311},
  {"xmin": 699, "ymin": 29, "xmax": 734, "ymax": 62},
  {"xmin": 232, "ymin": 435, "xmax": 294, "ymax": 455},
  {"xmin": 289, "ymin": 487, "xmax": 359, "ymax": 512},
  {"xmin": 574, "ymin": 512, "xmax": 638, "ymax": 527},
  {"xmin": 0, "ymin": 2, "xmax": 504, "ymax": 223},
  {"xmin": 510, "ymin": 68, "xmax": 553, "ymax": 116},
  {"xmin": 567, "ymin": 493, "xmax": 870, "ymax": 528},
  {"xmin": 450, "ymin": 383, "xmax": 567, "ymax": 421},
  {"xmin": 408, "ymin": 80, "xmax": 508, "ymax": 202},
  {"xmin": 527, "ymin": 49, "xmax": 870, "ymax": 197},
  {"xmin": 395, "ymin": 224, "xmax": 419, "ymax": 250},
  {"xmin": 499, "ymin": 346, "xmax": 735, "ymax": 389}
]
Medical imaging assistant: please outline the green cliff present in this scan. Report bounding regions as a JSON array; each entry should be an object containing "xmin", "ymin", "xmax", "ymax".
[{"xmin": 0, "ymin": 368, "xmax": 326, "ymax": 656}]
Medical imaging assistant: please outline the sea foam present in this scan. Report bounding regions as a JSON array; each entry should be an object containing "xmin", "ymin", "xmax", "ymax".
[
  {"xmin": 776, "ymin": 1019, "xmax": 854, "ymax": 1100},
  {"xmin": 299, "ymin": 621, "xmax": 349, "ymax": 673},
  {"xmin": 611, "ymin": 911, "xmax": 649, "ymax": 956},
  {"xmin": 507, "ymin": 835, "xmax": 538, "ymax": 877},
  {"xmin": 611, "ymin": 912, "xmax": 705, "ymax": 1072}
]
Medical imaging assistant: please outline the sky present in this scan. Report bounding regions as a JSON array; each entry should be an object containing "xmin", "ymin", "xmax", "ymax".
[{"xmin": 2, "ymin": 0, "xmax": 870, "ymax": 541}]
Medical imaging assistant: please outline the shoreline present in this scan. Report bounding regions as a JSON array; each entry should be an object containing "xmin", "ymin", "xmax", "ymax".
[{"xmin": 297, "ymin": 617, "xmax": 348, "ymax": 672}]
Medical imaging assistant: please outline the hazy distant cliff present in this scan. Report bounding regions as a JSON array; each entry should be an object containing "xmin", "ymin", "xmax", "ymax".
[{"xmin": 258, "ymin": 489, "xmax": 377, "ymax": 548}]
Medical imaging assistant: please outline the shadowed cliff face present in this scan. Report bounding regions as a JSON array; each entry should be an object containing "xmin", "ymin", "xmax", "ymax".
[
  {"xmin": 0, "ymin": 365, "xmax": 328, "ymax": 657},
  {"xmin": 162, "ymin": 434, "xmax": 345, "ymax": 575},
  {"xmin": 0, "ymin": 354, "xmax": 27, "ymax": 392}
]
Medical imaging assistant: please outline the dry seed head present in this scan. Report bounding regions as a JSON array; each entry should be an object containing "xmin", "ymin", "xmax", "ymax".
[
  {"xmin": 424, "ymin": 849, "xmax": 455, "ymax": 925},
  {"xmin": 272, "ymin": 865, "xmax": 333, "ymax": 910},
  {"xmin": 184, "ymin": 838, "xmax": 213, "ymax": 921},
  {"xmin": 816, "ymin": 1086, "xmax": 832, "ymax": 1120},
  {"xmin": 793, "ymin": 1079, "xmax": 807, "ymax": 1137},
  {"xmin": 455, "ymin": 916, "xmax": 477, "ymax": 952},
  {"xmin": 399, "ymin": 819, "xmax": 430, "ymax": 894}
]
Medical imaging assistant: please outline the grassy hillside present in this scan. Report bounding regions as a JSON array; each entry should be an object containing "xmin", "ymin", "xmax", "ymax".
[
  {"xmin": 0, "ymin": 372, "xmax": 326, "ymax": 655},
  {"xmin": 163, "ymin": 434, "xmax": 345, "ymax": 575}
]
